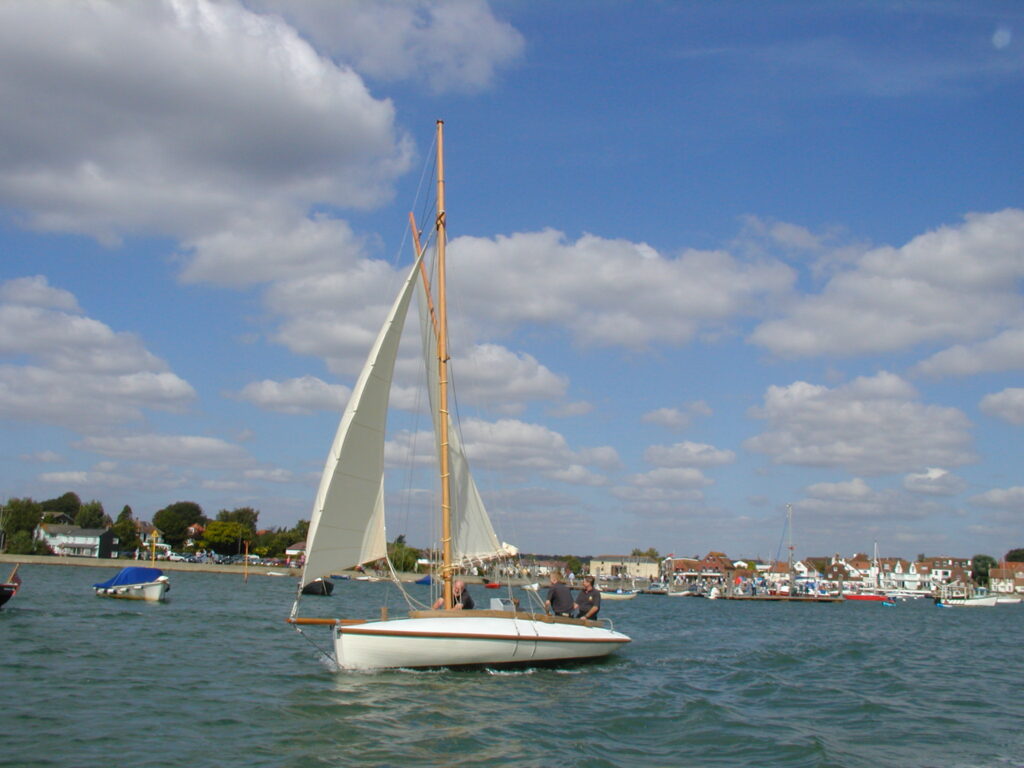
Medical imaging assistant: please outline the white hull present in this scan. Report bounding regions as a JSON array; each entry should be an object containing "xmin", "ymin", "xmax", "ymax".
[
  {"xmin": 938, "ymin": 595, "xmax": 998, "ymax": 607},
  {"xmin": 996, "ymin": 596, "xmax": 1022, "ymax": 604},
  {"xmin": 94, "ymin": 580, "xmax": 168, "ymax": 602},
  {"xmin": 601, "ymin": 591, "xmax": 637, "ymax": 600},
  {"xmin": 332, "ymin": 612, "xmax": 630, "ymax": 670}
]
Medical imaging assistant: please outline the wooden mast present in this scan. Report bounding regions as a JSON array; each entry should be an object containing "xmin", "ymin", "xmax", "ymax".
[{"xmin": 435, "ymin": 120, "xmax": 454, "ymax": 609}]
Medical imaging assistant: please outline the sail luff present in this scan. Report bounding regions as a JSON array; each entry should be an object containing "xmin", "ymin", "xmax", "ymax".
[{"xmin": 299, "ymin": 254, "xmax": 422, "ymax": 587}]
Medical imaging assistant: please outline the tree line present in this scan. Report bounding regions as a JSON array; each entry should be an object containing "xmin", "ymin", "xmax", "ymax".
[{"xmin": 0, "ymin": 491, "xmax": 308, "ymax": 559}]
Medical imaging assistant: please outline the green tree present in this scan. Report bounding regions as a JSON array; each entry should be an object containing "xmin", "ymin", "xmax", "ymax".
[
  {"xmin": 565, "ymin": 555, "xmax": 583, "ymax": 575},
  {"xmin": 631, "ymin": 547, "xmax": 660, "ymax": 560},
  {"xmin": 3, "ymin": 497, "xmax": 43, "ymax": 541},
  {"xmin": 202, "ymin": 520, "xmax": 251, "ymax": 555},
  {"xmin": 113, "ymin": 505, "xmax": 141, "ymax": 554},
  {"xmin": 971, "ymin": 554, "xmax": 998, "ymax": 587},
  {"xmin": 388, "ymin": 534, "xmax": 420, "ymax": 572},
  {"xmin": 153, "ymin": 501, "xmax": 205, "ymax": 549},
  {"xmin": 75, "ymin": 500, "xmax": 109, "ymax": 529},
  {"xmin": 1005, "ymin": 548, "xmax": 1024, "ymax": 563},
  {"xmin": 216, "ymin": 507, "xmax": 259, "ymax": 535},
  {"xmin": 40, "ymin": 491, "xmax": 81, "ymax": 518},
  {"xmin": 4, "ymin": 529, "xmax": 50, "ymax": 556}
]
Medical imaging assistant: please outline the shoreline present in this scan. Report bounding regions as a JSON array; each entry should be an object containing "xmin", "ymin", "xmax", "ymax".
[{"xmin": 0, "ymin": 554, "xmax": 534, "ymax": 586}]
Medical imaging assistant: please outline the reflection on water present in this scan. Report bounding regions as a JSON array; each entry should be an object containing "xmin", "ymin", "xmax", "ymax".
[{"xmin": 2, "ymin": 564, "xmax": 1023, "ymax": 767}]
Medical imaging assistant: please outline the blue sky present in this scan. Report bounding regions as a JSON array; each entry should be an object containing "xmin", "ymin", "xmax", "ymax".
[{"xmin": 1, "ymin": 0, "xmax": 1022, "ymax": 561}]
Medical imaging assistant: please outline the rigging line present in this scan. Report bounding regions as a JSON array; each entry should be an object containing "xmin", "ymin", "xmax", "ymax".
[
  {"xmin": 291, "ymin": 623, "xmax": 337, "ymax": 668},
  {"xmin": 773, "ymin": 508, "xmax": 789, "ymax": 566}
]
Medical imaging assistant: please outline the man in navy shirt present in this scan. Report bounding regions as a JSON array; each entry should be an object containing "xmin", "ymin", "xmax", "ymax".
[
  {"xmin": 575, "ymin": 575, "xmax": 601, "ymax": 620},
  {"xmin": 544, "ymin": 571, "xmax": 574, "ymax": 616}
]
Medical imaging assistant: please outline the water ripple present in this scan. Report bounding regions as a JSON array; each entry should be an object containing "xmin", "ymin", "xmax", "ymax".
[{"xmin": 4, "ymin": 567, "xmax": 1024, "ymax": 767}]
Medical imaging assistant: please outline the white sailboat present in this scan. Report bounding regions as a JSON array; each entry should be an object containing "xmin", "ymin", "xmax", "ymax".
[{"xmin": 289, "ymin": 121, "xmax": 631, "ymax": 670}]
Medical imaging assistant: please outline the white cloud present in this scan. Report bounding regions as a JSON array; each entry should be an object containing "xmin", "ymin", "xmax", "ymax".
[
  {"xmin": 385, "ymin": 417, "xmax": 618, "ymax": 488},
  {"xmin": 249, "ymin": 0, "xmax": 525, "ymax": 93},
  {"xmin": 644, "ymin": 441, "xmax": 735, "ymax": 468},
  {"xmin": 629, "ymin": 466, "xmax": 711, "ymax": 489},
  {"xmin": 451, "ymin": 344, "xmax": 568, "ymax": 414},
  {"xmin": 545, "ymin": 465, "xmax": 609, "ymax": 487},
  {"xmin": 549, "ymin": 401, "xmax": 593, "ymax": 418},
  {"xmin": 0, "ymin": 276, "xmax": 195, "ymax": 429},
  {"xmin": 794, "ymin": 482, "xmax": 938, "ymax": 526},
  {"xmin": 750, "ymin": 209, "xmax": 1024, "ymax": 358},
  {"xmin": 457, "ymin": 418, "xmax": 573, "ymax": 471},
  {"xmin": 0, "ymin": 275, "xmax": 79, "ymax": 311},
  {"xmin": 916, "ymin": 328, "xmax": 1024, "ymax": 377},
  {"xmin": 38, "ymin": 462, "xmax": 187, "ymax": 492},
  {"xmin": 448, "ymin": 230, "xmax": 793, "ymax": 350},
  {"xmin": 577, "ymin": 446, "xmax": 621, "ymax": 471},
  {"xmin": 0, "ymin": 0, "xmax": 411, "ymax": 243},
  {"xmin": 179, "ymin": 214, "xmax": 373, "ymax": 287},
  {"xmin": 979, "ymin": 388, "xmax": 1024, "ymax": 425},
  {"xmin": 969, "ymin": 486, "xmax": 1024, "ymax": 509},
  {"xmin": 237, "ymin": 376, "xmax": 349, "ymax": 415},
  {"xmin": 77, "ymin": 435, "xmax": 251, "ymax": 468},
  {"xmin": 21, "ymin": 450, "xmax": 62, "ymax": 463},
  {"xmin": 745, "ymin": 372, "xmax": 975, "ymax": 475},
  {"xmin": 903, "ymin": 468, "xmax": 967, "ymax": 496},
  {"xmin": 805, "ymin": 477, "xmax": 874, "ymax": 501},
  {"xmin": 642, "ymin": 401, "xmax": 712, "ymax": 431},
  {"xmin": 243, "ymin": 468, "xmax": 296, "ymax": 483}
]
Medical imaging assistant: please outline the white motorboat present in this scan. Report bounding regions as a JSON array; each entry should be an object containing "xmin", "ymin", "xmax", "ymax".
[
  {"xmin": 93, "ymin": 567, "xmax": 169, "ymax": 602},
  {"xmin": 289, "ymin": 122, "xmax": 630, "ymax": 670},
  {"xmin": 935, "ymin": 584, "xmax": 998, "ymax": 607}
]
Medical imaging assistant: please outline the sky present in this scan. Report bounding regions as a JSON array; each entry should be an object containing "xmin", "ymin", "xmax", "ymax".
[{"xmin": 1, "ymin": 0, "xmax": 1022, "ymax": 562}]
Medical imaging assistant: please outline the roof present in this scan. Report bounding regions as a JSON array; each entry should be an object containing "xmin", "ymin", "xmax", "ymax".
[{"xmin": 38, "ymin": 523, "xmax": 110, "ymax": 536}]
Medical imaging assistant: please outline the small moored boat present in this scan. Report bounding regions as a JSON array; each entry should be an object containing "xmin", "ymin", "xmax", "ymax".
[
  {"xmin": 93, "ymin": 567, "xmax": 169, "ymax": 602},
  {"xmin": 301, "ymin": 577, "xmax": 334, "ymax": 596},
  {"xmin": 601, "ymin": 588, "xmax": 637, "ymax": 601}
]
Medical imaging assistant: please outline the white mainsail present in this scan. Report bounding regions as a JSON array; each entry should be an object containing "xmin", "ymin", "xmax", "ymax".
[
  {"xmin": 416, "ymin": 277, "xmax": 511, "ymax": 565},
  {"xmin": 300, "ymin": 255, "xmax": 422, "ymax": 587}
]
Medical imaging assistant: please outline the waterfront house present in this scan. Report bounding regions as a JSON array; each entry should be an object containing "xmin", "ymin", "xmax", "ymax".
[
  {"xmin": 589, "ymin": 555, "xmax": 659, "ymax": 581},
  {"xmin": 919, "ymin": 557, "xmax": 972, "ymax": 589},
  {"xmin": 34, "ymin": 523, "xmax": 114, "ymax": 558},
  {"xmin": 697, "ymin": 552, "xmax": 734, "ymax": 582},
  {"xmin": 185, "ymin": 522, "xmax": 205, "ymax": 548},
  {"xmin": 990, "ymin": 563, "xmax": 1024, "ymax": 595},
  {"xmin": 285, "ymin": 542, "xmax": 305, "ymax": 566}
]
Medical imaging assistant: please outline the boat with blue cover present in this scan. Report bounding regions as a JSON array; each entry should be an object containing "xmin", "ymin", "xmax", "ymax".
[{"xmin": 93, "ymin": 567, "xmax": 169, "ymax": 602}]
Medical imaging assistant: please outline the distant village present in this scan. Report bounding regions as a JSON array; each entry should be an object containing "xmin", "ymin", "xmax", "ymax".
[
  {"xmin": 24, "ymin": 517, "xmax": 1024, "ymax": 598},
  {"xmin": 583, "ymin": 552, "xmax": 1024, "ymax": 598}
]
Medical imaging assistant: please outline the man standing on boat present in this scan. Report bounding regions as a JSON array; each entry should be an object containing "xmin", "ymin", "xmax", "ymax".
[
  {"xmin": 544, "ymin": 571, "xmax": 574, "ymax": 616},
  {"xmin": 433, "ymin": 579, "xmax": 475, "ymax": 610},
  {"xmin": 574, "ymin": 575, "xmax": 601, "ymax": 620}
]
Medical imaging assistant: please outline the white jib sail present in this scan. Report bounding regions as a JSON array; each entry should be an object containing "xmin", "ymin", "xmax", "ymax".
[
  {"xmin": 415, "ymin": 277, "xmax": 509, "ymax": 564},
  {"xmin": 300, "ymin": 255, "xmax": 422, "ymax": 587}
]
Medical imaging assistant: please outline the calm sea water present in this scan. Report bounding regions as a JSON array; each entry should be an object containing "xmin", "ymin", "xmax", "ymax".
[{"xmin": 2, "ymin": 564, "xmax": 1023, "ymax": 768}]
